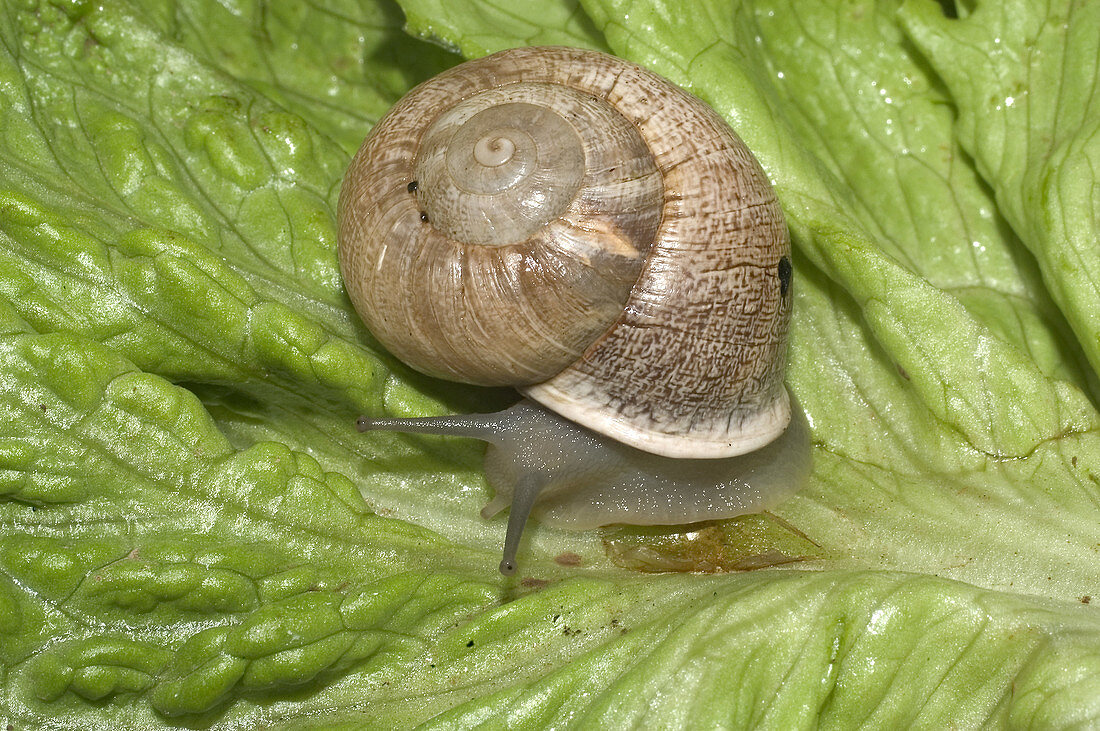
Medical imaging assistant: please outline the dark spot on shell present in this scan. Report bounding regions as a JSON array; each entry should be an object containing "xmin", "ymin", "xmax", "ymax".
[
  {"xmin": 407, "ymin": 180, "xmax": 418, "ymax": 193},
  {"xmin": 778, "ymin": 256, "xmax": 792, "ymax": 297},
  {"xmin": 419, "ymin": 211, "xmax": 429, "ymax": 223}
]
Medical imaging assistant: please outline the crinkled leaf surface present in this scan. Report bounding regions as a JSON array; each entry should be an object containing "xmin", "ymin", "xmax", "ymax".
[
  {"xmin": 1, "ymin": 0, "xmax": 1100, "ymax": 728},
  {"xmin": 900, "ymin": 0, "xmax": 1100, "ymax": 375}
]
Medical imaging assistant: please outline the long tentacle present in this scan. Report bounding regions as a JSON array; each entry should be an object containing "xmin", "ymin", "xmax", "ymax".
[{"xmin": 356, "ymin": 413, "xmax": 503, "ymax": 442}]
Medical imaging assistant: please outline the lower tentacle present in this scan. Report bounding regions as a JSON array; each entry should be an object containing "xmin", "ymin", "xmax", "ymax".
[{"xmin": 499, "ymin": 474, "xmax": 547, "ymax": 575}]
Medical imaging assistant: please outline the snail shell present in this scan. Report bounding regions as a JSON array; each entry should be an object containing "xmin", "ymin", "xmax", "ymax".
[
  {"xmin": 339, "ymin": 47, "xmax": 808, "ymax": 574},
  {"xmin": 338, "ymin": 46, "xmax": 792, "ymax": 459}
]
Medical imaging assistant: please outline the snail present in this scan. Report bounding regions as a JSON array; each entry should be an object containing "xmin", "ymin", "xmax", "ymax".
[{"xmin": 337, "ymin": 46, "xmax": 811, "ymax": 575}]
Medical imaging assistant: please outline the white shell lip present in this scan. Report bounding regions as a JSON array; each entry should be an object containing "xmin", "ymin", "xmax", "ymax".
[{"xmin": 520, "ymin": 382, "xmax": 792, "ymax": 459}]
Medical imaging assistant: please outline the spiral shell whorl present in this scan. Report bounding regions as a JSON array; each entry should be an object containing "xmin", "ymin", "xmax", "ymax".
[
  {"xmin": 416, "ymin": 92, "xmax": 587, "ymax": 246},
  {"xmin": 338, "ymin": 55, "xmax": 664, "ymax": 386}
]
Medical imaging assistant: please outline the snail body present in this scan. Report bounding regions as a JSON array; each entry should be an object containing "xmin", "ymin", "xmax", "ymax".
[{"xmin": 339, "ymin": 47, "xmax": 809, "ymax": 574}]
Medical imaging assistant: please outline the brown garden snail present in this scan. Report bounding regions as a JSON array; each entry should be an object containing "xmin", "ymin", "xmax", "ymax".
[{"xmin": 338, "ymin": 46, "xmax": 810, "ymax": 574}]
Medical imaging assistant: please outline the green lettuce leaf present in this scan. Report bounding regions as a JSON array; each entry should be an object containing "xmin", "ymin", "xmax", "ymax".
[
  {"xmin": 2, "ymin": 0, "xmax": 1100, "ymax": 727},
  {"xmin": 900, "ymin": 0, "xmax": 1100, "ymax": 374}
]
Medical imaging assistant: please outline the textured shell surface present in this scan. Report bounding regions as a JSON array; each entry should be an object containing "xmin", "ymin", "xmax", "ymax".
[{"xmin": 338, "ymin": 46, "xmax": 792, "ymax": 459}]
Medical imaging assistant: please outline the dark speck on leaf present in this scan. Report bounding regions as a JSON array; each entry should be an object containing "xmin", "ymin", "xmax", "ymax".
[
  {"xmin": 466, "ymin": 640, "xmax": 474, "ymax": 647},
  {"xmin": 554, "ymin": 551, "xmax": 583, "ymax": 567}
]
